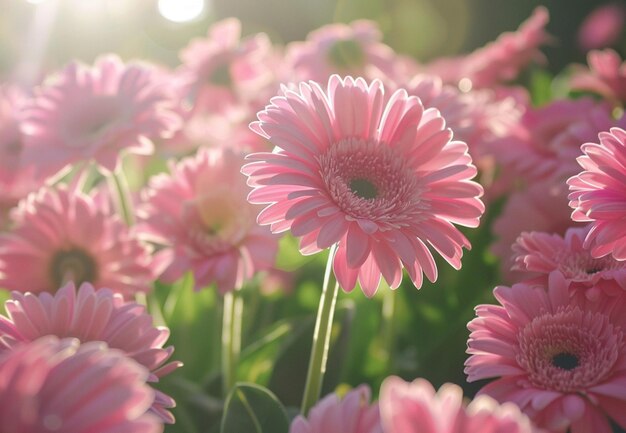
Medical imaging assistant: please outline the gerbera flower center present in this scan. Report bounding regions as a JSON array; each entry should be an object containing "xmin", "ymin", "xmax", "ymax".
[
  {"xmin": 517, "ymin": 306, "xmax": 623, "ymax": 393},
  {"xmin": 555, "ymin": 250, "xmax": 621, "ymax": 281},
  {"xmin": 318, "ymin": 138, "xmax": 423, "ymax": 225},
  {"xmin": 327, "ymin": 38, "xmax": 366, "ymax": 70},
  {"xmin": 49, "ymin": 248, "xmax": 98, "ymax": 288},
  {"xmin": 68, "ymin": 96, "xmax": 124, "ymax": 145}
]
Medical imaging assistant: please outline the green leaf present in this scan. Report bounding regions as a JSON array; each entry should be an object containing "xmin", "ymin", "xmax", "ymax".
[{"xmin": 221, "ymin": 383, "xmax": 289, "ymax": 433}]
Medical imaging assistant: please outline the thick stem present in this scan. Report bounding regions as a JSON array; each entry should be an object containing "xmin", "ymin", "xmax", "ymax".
[
  {"xmin": 107, "ymin": 166, "xmax": 135, "ymax": 226},
  {"xmin": 222, "ymin": 289, "xmax": 243, "ymax": 397},
  {"xmin": 301, "ymin": 244, "xmax": 340, "ymax": 415}
]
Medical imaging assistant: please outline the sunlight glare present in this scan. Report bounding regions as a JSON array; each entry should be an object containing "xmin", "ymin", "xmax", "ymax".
[{"xmin": 158, "ymin": 0, "xmax": 205, "ymax": 23}]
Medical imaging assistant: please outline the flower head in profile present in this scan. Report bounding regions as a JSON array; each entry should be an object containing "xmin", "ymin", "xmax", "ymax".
[
  {"xmin": 0, "ymin": 185, "xmax": 154, "ymax": 297},
  {"xmin": 0, "ymin": 336, "xmax": 161, "ymax": 433},
  {"xmin": 0, "ymin": 282, "xmax": 181, "ymax": 423},
  {"xmin": 570, "ymin": 49, "xmax": 626, "ymax": 105},
  {"xmin": 243, "ymin": 76, "xmax": 484, "ymax": 296},
  {"xmin": 290, "ymin": 385, "xmax": 382, "ymax": 433},
  {"xmin": 285, "ymin": 21, "xmax": 400, "ymax": 83},
  {"xmin": 380, "ymin": 376, "xmax": 535, "ymax": 433},
  {"xmin": 577, "ymin": 3, "xmax": 626, "ymax": 52},
  {"xmin": 466, "ymin": 275, "xmax": 626, "ymax": 432},
  {"xmin": 568, "ymin": 127, "xmax": 626, "ymax": 260},
  {"xmin": 139, "ymin": 148, "xmax": 278, "ymax": 293},
  {"xmin": 512, "ymin": 225, "xmax": 626, "ymax": 301},
  {"xmin": 21, "ymin": 55, "xmax": 182, "ymax": 175}
]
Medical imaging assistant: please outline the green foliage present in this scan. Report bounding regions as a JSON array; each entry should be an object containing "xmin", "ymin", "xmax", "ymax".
[{"xmin": 221, "ymin": 384, "xmax": 289, "ymax": 433}]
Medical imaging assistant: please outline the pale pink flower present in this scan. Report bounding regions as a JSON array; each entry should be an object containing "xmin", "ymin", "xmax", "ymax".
[
  {"xmin": 512, "ymin": 226, "xmax": 626, "ymax": 301},
  {"xmin": 0, "ymin": 186, "xmax": 154, "ymax": 297},
  {"xmin": 243, "ymin": 76, "xmax": 484, "ymax": 296},
  {"xmin": 285, "ymin": 21, "xmax": 400, "ymax": 83},
  {"xmin": 138, "ymin": 148, "xmax": 277, "ymax": 293},
  {"xmin": 379, "ymin": 376, "xmax": 535, "ymax": 433},
  {"xmin": 0, "ymin": 282, "xmax": 181, "ymax": 423},
  {"xmin": 290, "ymin": 385, "xmax": 382, "ymax": 433},
  {"xmin": 426, "ymin": 7, "xmax": 550, "ymax": 89},
  {"xmin": 0, "ymin": 85, "xmax": 49, "ymax": 229},
  {"xmin": 570, "ymin": 49, "xmax": 626, "ymax": 105},
  {"xmin": 21, "ymin": 55, "xmax": 182, "ymax": 174},
  {"xmin": 578, "ymin": 3, "xmax": 626, "ymax": 52},
  {"xmin": 466, "ymin": 274, "xmax": 626, "ymax": 433},
  {"xmin": 0, "ymin": 336, "xmax": 161, "ymax": 433},
  {"xmin": 491, "ymin": 181, "xmax": 578, "ymax": 283},
  {"xmin": 568, "ymin": 127, "xmax": 626, "ymax": 260}
]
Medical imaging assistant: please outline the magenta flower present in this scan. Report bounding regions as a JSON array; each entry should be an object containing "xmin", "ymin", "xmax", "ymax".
[
  {"xmin": 290, "ymin": 385, "xmax": 382, "ymax": 433},
  {"xmin": 426, "ymin": 7, "xmax": 550, "ymax": 88},
  {"xmin": 0, "ymin": 336, "xmax": 161, "ymax": 433},
  {"xmin": 0, "ymin": 185, "xmax": 154, "ymax": 297},
  {"xmin": 578, "ymin": 3, "xmax": 626, "ymax": 52},
  {"xmin": 512, "ymin": 226, "xmax": 626, "ymax": 301},
  {"xmin": 243, "ymin": 76, "xmax": 484, "ymax": 296},
  {"xmin": 466, "ymin": 275, "xmax": 626, "ymax": 432},
  {"xmin": 570, "ymin": 49, "xmax": 626, "ymax": 104},
  {"xmin": 568, "ymin": 127, "xmax": 626, "ymax": 260},
  {"xmin": 379, "ymin": 376, "xmax": 535, "ymax": 433},
  {"xmin": 138, "ymin": 148, "xmax": 277, "ymax": 293},
  {"xmin": 21, "ymin": 55, "xmax": 182, "ymax": 175},
  {"xmin": 0, "ymin": 282, "xmax": 181, "ymax": 423},
  {"xmin": 285, "ymin": 21, "xmax": 399, "ymax": 83}
]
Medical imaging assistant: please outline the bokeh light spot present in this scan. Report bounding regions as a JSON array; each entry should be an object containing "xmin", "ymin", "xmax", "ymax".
[{"xmin": 158, "ymin": 0, "xmax": 205, "ymax": 23}]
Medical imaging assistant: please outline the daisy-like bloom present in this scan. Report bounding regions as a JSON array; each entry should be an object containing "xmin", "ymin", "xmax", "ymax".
[
  {"xmin": 426, "ymin": 7, "xmax": 550, "ymax": 89},
  {"xmin": 512, "ymin": 226, "xmax": 626, "ymax": 301},
  {"xmin": 568, "ymin": 127, "xmax": 626, "ymax": 261},
  {"xmin": 243, "ymin": 76, "xmax": 484, "ymax": 296},
  {"xmin": 290, "ymin": 385, "xmax": 382, "ymax": 433},
  {"xmin": 285, "ymin": 21, "xmax": 400, "ymax": 83},
  {"xmin": 0, "ymin": 85, "xmax": 49, "ymax": 229},
  {"xmin": 0, "ymin": 336, "xmax": 161, "ymax": 433},
  {"xmin": 570, "ymin": 49, "xmax": 626, "ymax": 105},
  {"xmin": 21, "ymin": 55, "xmax": 182, "ymax": 175},
  {"xmin": 0, "ymin": 185, "xmax": 154, "ymax": 297},
  {"xmin": 379, "ymin": 376, "xmax": 535, "ymax": 433},
  {"xmin": 578, "ymin": 3, "xmax": 626, "ymax": 52},
  {"xmin": 138, "ymin": 148, "xmax": 277, "ymax": 293},
  {"xmin": 0, "ymin": 282, "xmax": 181, "ymax": 424},
  {"xmin": 466, "ymin": 274, "xmax": 626, "ymax": 432}
]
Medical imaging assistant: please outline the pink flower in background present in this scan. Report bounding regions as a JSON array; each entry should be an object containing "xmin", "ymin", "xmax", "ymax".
[
  {"xmin": 0, "ymin": 282, "xmax": 181, "ymax": 423},
  {"xmin": 426, "ymin": 7, "xmax": 550, "ymax": 88},
  {"xmin": 466, "ymin": 275, "xmax": 626, "ymax": 432},
  {"xmin": 0, "ymin": 186, "xmax": 154, "ymax": 297},
  {"xmin": 138, "ymin": 148, "xmax": 277, "ymax": 293},
  {"xmin": 243, "ymin": 75, "xmax": 484, "ymax": 297},
  {"xmin": 379, "ymin": 376, "xmax": 535, "ymax": 433},
  {"xmin": 491, "ymin": 181, "xmax": 579, "ymax": 283},
  {"xmin": 578, "ymin": 3, "xmax": 625, "ymax": 52},
  {"xmin": 0, "ymin": 336, "xmax": 161, "ymax": 433},
  {"xmin": 21, "ymin": 55, "xmax": 182, "ymax": 175},
  {"xmin": 570, "ymin": 49, "xmax": 626, "ymax": 104},
  {"xmin": 512, "ymin": 226, "xmax": 626, "ymax": 301},
  {"xmin": 569, "ymin": 127, "xmax": 626, "ymax": 260},
  {"xmin": 0, "ymin": 85, "xmax": 49, "ymax": 229},
  {"xmin": 290, "ymin": 385, "xmax": 382, "ymax": 433},
  {"xmin": 285, "ymin": 21, "xmax": 400, "ymax": 83}
]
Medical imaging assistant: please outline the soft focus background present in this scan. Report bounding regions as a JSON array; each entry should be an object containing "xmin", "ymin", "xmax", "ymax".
[{"xmin": 1, "ymin": 1, "xmax": 625, "ymax": 432}]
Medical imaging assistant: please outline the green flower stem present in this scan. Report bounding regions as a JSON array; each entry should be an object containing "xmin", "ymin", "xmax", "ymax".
[
  {"xmin": 381, "ymin": 284, "xmax": 396, "ymax": 371},
  {"xmin": 107, "ymin": 166, "xmax": 135, "ymax": 226},
  {"xmin": 222, "ymin": 288, "xmax": 243, "ymax": 397},
  {"xmin": 301, "ymin": 244, "xmax": 340, "ymax": 415}
]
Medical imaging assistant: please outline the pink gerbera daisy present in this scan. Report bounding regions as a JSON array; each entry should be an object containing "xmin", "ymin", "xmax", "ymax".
[
  {"xmin": 570, "ymin": 49, "xmax": 626, "ymax": 105},
  {"xmin": 466, "ymin": 274, "xmax": 626, "ymax": 432},
  {"xmin": 568, "ymin": 127, "xmax": 626, "ymax": 260},
  {"xmin": 0, "ymin": 336, "xmax": 161, "ymax": 433},
  {"xmin": 138, "ymin": 148, "xmax": 277, "ymax": 293},
  {"xmin": 0, "ymin": 282, "xmax": 181, "ymax": 423},
  {"xmin": 379, "ymin": 376, "xmax": 535, "ymax": 433},
  {"xmin": 243, "ymin": 76, "xmax": 484, "ymax": 296},
  {"xmin": 0, "ymin": 185, "xmax": 154, "ymax": 297},
  {"xmin": 290, "ymin": 385, "xmax": 382, "ymax": 433},
  {"xmin": 512, "ymin": 225, "xmax": 626, "ymax": 301},
  {"xmin": 21, "ymin": 55, "xmax": 182, "ymax": 175}
]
